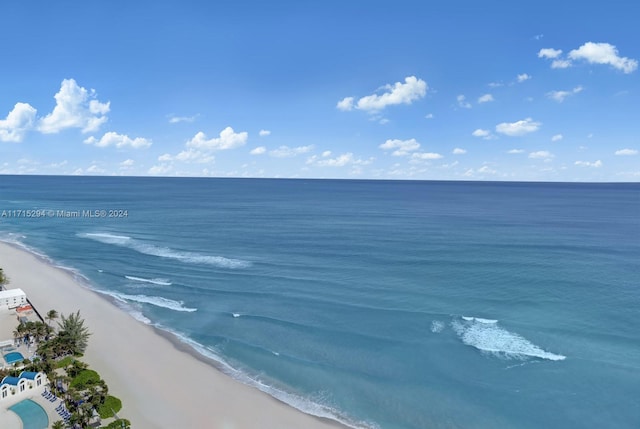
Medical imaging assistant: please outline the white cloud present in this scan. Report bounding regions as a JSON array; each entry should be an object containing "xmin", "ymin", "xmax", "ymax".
[
  {"xmin": 379, "ymin": 138, "xmax": 420, "ymax": 156},
  {"xmin": 441, "ymin": 161, "xmax": 459, "ymax": 168},
  {"xmin": 452, "ymin": 148, "xmax": 467, "ymax": 155},
  {"xmin": 308, "ymin": 153, "xmax": 374, "ymax": 167},
  {"xmin": 472, "ymin": 129, "xmax": 493, "ymax": 139},
  {"xmin": 259, "ymin": 129, "xmax": 271, "ymax": 137},
  {"xmin": 0, "ymin": 102, "xmax": 37, "ymax": 142},
  {"xmin": 337, "ymin": 76, "xmax": 427, "ymax": 113},
  {"xmin": 322, "ymin": 151, "xmax": 332, "ymax": 157},
  {"xmin": 547, "ymin": 86, "xmax": 583, "ymax": 102},
  {"xmin": 529, "ymin": 151, "xmax": 554, "ymax": 159},
  {"xmin": 425, "ymin": 113, "xmax": 434, "ymax": 119},
  {"xmin": 540, "ymin": 42, "xmax": 637, "ymax": 74},
  {"xmin": 568, "ymin": 42, "xmax": 638, "ymax": 74},
  {"xmin": 120, "ymin": 159, "xmax": 135, "ymax": 168},
  {"xmin": 517, "ymin": 73, "xmax": 531, "ymax": 82},
  {"xmin": 496, "ymin": 118, "xmax": 541, "ymax": 136},
  {"xmin": 250, "ymin": 146, "xmax": 266, "ymax": 155},
  {"xmin": 86, "ymin": 164, "xmax": 105, "ymax": 174},
  {"xmin": 457, "ymin": 95, "xmax": 472, "ymax": 109},
  {"xmin": 168, "ymin": 114, "xmax": 198, "ymax": 124},
  {"xmin": 538, "ymin": 48, "xmax": 562, "ymax": 59},
  {"xmin": 463, "ymin": 165, "xmax": 496, "ymax": 177},
  {"xmin": 615, "ymin": 148, "xmax": 638, "ymax": 156},
  {"xmin": 551, "ymin": 59, "xmax": 572, "ymax": 69},
  {"xmin": 39, "ymin": 79, "xmax": 110, "ymax": 134},
  {"xmin": 312, "ymin": 153, "xmax": 350, "ymax": 167},
  {"xmin": 83, "ymin": 132, "xmax": 152, "ymax": 149},
  {"xmin": 478, "ymin": 165, "xmax": 496, "ymax": 174},
  {"xmin": 411, "ymin": 152, "xmax": 443, "ymax": 161},
  {"xmin": 336, "ymin": 97, "xmax": 355, "ymax": 111},
  {"xmin": 478, "ymin": 94, "xmax": 494, "ymax": 103},
  {"xmin": 48, "ymin": 160, "xmax": 68, "ymax": 169},
  {"xmin": 269, "ymin": 145, "xmax": 314, "ymax": 158},
  {"xmin": 156, "ymin": 148, "xmax": 214, "ymax": 164},
  {"xmin": 148, "ymin": 164, "xmax": 173, "ymax": 175},
  {"xmin": 488, "ymin": 81, "xmax": 504, "ymax": 88},
  {"xmin": 507, "ymin": 149, "xmax": 525, "ymax": 154},
  {"xmin": 187, "ymin": 127, "xmax": 248, "ymax": 150},
  {"xmin": 174, "ymin": 149, "xmax": 214, "ymax": 163},
  {"xmin": 575, "ymin": 160, "xmax": 602, "ymax": 168},
  {"xmin": 551, "ymin": 134, "xmax": 563, "ymax": 142}
]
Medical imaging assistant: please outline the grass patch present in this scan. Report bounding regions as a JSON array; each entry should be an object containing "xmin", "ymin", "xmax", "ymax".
[
  {"xmin": 70, "ymin": 369, "xmax": 100, "ymax": 389},
  {"xmin": 98, "ymin": 395, "xmax": 122, "ymax": 419},
  {"xmin": 54, "ymin": 356, "xmax": 75, "ymax": 369}
]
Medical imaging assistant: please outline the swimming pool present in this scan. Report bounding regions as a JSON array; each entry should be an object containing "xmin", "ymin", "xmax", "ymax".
[
  {"xmin": 3, "ymin": 351, "xmax": 25, "ymax": 364},
  {"xmin": 8, "ymin": 399, "xmax": 49, "ymax": 429}
]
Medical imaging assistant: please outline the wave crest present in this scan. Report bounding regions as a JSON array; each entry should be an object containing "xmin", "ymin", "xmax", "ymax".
[
  {"xmin": 125, "ymin": 275, "xmax": 172, "ymax": 286},
  {"xmin": 80, "ymin": 232, "xmax": 251, "ymax": 269},
  {"xmin": 452, "ymin": 317, "xmax": 566, "ymax": 361},
  {"xmin": 102, "ymin": 291, "xmax": 197, "ymax": 312}
]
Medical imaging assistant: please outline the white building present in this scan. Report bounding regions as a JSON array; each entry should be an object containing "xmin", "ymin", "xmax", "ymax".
[{"xmin": 0, "ymin": 289, "xmax": 27, "ymax": 311}]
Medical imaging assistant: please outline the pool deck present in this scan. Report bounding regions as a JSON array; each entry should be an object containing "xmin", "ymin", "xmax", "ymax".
[
  {"xmin": 0, "ymin": 383, "xmax": 62, "ymax": 429},
  {"xmin": 1, "ymin": 342, "xmax": 38, "ymax": 369}
]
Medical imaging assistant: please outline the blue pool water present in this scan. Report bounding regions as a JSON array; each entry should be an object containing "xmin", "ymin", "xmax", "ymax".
[
  {"xmin": 8, "ymin": 399, "xmax": 49, "ymax": 429},
  {"xmin": 4, "ymin": 352, "xmax": 25, "ymax": 364}
]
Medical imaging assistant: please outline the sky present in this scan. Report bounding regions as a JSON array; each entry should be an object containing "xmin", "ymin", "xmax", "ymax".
[{"xmin": 1, "ymin": 1, "xmax": 639, "ymax": 181}]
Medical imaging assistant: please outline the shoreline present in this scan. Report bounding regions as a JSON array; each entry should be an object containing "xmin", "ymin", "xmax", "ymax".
[{"xmin": 0, "ymin": 240, "xmax": 353, "ymax": 429}]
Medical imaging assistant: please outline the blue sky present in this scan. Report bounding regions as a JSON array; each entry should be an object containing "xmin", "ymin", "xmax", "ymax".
[{"xmin": 1, "ymin": 1, "xmax": 638, "ymax": 181}]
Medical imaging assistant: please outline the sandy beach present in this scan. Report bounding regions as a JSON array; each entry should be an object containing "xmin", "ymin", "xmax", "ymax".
[{"xmin": 0, "ymin": 241, "xmax": 347, "ymax": 429}]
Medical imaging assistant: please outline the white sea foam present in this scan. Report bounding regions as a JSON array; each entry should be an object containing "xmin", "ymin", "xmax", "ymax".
[
  {"xmin": 125, "ymin": 275, "xmax": 172, "ymax": 286},
  {"xmin": 102, "ymin": 291, "xmax": 197, "ymax": 312},
  {"xmin": 430, "ymin": 320, "xmax": 445, "ymax": 333},
  {"xmin": 163, "ymin": 329, "xmax": 377, "ymax": 429},
  {"xmin": 80, "ymin": 232, "xmax": 251, "ymax": 269},
  {"xmin": 232, "ymin": 313, "xmax": 241, "ymax": 318},
  {"xmin": 452, "ymin": 317, "xmax": 566, "ymax": 361},
  {"xmin": 462, "ymin": 316, "xmax": 498, "ymax": 324}
]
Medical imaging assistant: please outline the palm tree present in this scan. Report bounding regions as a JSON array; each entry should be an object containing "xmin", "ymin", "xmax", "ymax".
[
  {"xmin": 57, "ymin": 311, "xmax": 91, "ymax": 355},
  {"xmin": 46, "ymin": 309, "xmax": 59, "ymax": 329},
  {"xmin": 51, "ymin": 420, "xmax": 65, "ymax": 429},
  {"xmin": 33, "ymin": 321, "xmax": 48, "ymax": 343},
  {"xmin": 66, "ymin": 359, "xmax": 88, "ymax": 378},
  {"xmin": 0, "ymin": 268, "xmax": 8, "ymax": 287}
]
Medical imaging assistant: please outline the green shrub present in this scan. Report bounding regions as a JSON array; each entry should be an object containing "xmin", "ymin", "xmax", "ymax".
[
  {"xmin": 97, "ymin": 395, "xmax": 122, "ymax": 419},
  {"xmin": 104, "ymin": 419, "xmax": 130, "ymax": 429},
  {"xmin": 70, "ymin": 369, "xmax": 100, "ymax": 389},
  {"xmin": 55, "ymin": 356, "xmax": 74, "ymax": 369}
]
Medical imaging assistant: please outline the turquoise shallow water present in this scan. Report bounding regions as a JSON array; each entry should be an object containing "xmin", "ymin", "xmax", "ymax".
[
  {"xmin": 1, "ymin": 176, "xmax": 639, "ymax": 428},
  {"xmin": 9, "ymin": 399, "xmax": 49, "ymax": 429}
]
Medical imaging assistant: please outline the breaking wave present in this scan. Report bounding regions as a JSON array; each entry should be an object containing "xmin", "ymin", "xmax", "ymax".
[
  {"xmin": 79, "ymin": 232, "xmax": 251, "ymax": 269},
  {"xmin": 430, "ymin": 320, "xmax": 445, "ymax": 333},
  {"xmin": 125, "ymin": 275, "xmax": 172, "ymax": 286},
  {"xmin": 103, "ymin": 291, "xmax": 197, "ymax": 312},
  {"xmin": 452, "ymin": 316, "xmax": 566, "ymax": 361}
]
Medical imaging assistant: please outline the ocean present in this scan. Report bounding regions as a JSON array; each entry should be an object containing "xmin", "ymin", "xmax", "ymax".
[{"xmin": 1, "ymin": 176, "xmax": 638, "ymax": 429}]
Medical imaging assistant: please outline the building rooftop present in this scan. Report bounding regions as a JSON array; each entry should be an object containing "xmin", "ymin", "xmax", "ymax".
[{"xmin": 0, "ymin": 288, "xmax": 26, "ymax": 298}]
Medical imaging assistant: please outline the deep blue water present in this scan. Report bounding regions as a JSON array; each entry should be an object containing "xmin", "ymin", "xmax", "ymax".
[{"xmin": 1, "ymin": 176, "xmax": 639, "ymax": 429}]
